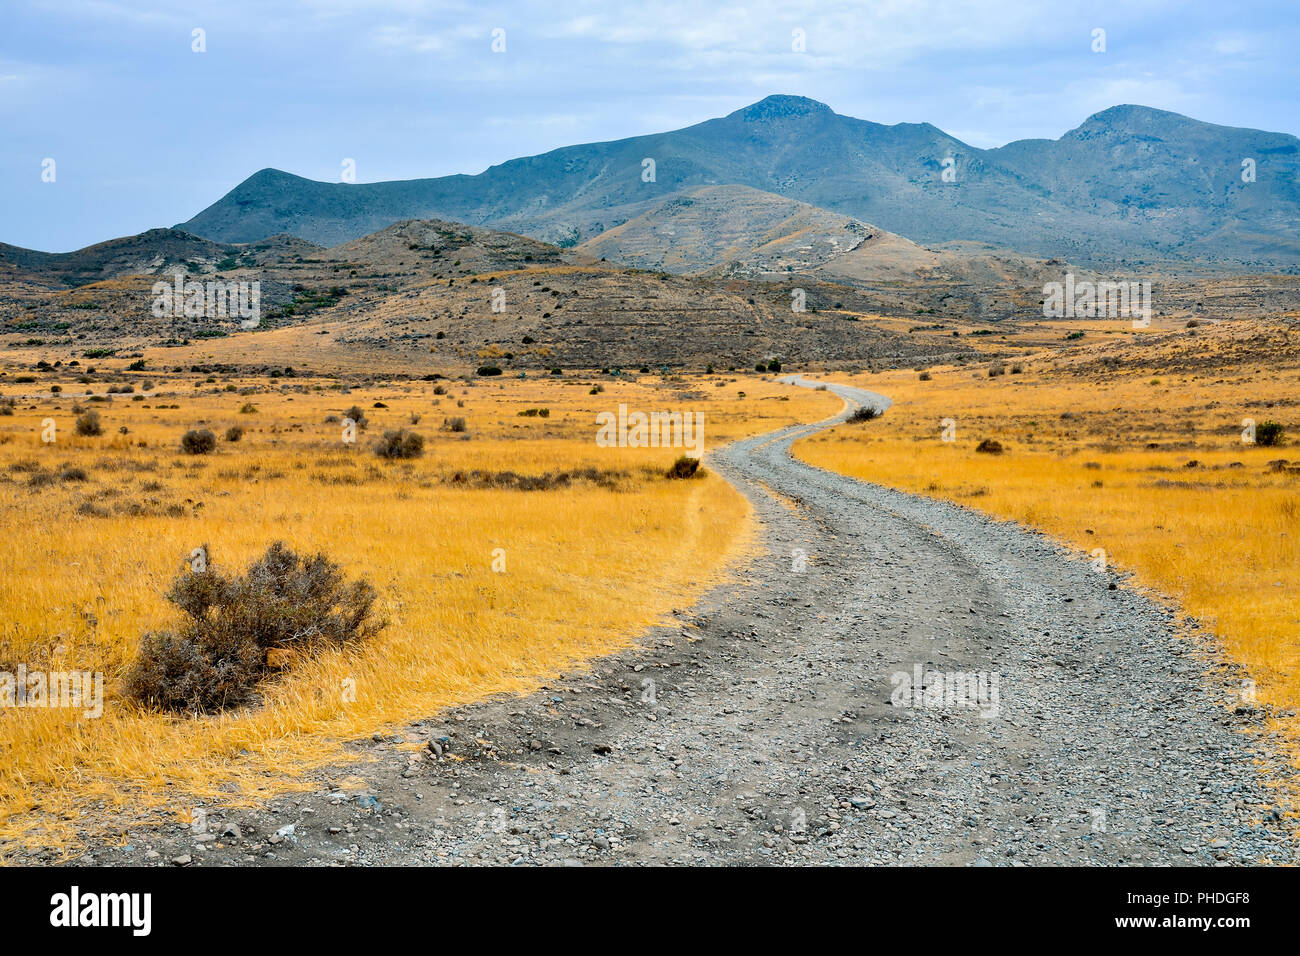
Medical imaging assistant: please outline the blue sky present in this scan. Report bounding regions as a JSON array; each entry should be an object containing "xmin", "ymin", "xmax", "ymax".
[{"xmin": 3, "ymin": 0, "xmax": 1298, "ymax": 251}]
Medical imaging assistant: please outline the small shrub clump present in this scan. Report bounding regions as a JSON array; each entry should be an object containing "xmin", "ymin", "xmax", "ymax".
[
  {"xmin": 975, "ymin": 439, "xmax": 1004, "ymax": 454},
  {"xmin": 224, "ymin": 425, "xmax": 244, "ymax": 442},
  {"xmin": 1255, "ymin": 421, "xmax": 1286, "ymax": 447},
  {"xmin": 75, "ymin": 410, "xmax": 103, "ymax": 436},
  {"xmin": 375, "ymin": 428, "xmax": 425, "ymax": 459},
  {"xmin": 847, "ymin": 406, "xmax": 880, "ymax": 423},
  {"xmin": 125, "ymin": 542, "xmax": 382, "ymax": 713},
  {"xmin": 181, "ymin": 428, "xmax": 217, "ymax": 454},
  {"xmin": 666, "ymin": 456, "xmax": 702, "ymax": 479}
]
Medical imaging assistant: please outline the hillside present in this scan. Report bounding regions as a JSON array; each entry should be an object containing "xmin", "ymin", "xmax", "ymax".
[{"xmin": 0, "ymin": 217, "xmax": 969, "ymax": 373}]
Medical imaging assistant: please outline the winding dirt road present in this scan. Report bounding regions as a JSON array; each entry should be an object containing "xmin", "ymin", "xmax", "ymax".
[{"xmin": 89, "ymin": 377, "xmax": 1294, "ymax": 867}]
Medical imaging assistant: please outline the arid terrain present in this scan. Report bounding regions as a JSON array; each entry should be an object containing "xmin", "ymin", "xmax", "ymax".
[{"xmin": 1, "ymin": 222, "xmax": 1298, "ymax": 865}]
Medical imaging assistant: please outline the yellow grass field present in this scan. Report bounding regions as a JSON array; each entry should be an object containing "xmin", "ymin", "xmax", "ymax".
[
  {"xmin": 0, "ymin": 366, "xmax": 839, "ymax": 859},
  {"xmin": 794, "ymin": 325, "xmax": 1300, "ymax": 818}
]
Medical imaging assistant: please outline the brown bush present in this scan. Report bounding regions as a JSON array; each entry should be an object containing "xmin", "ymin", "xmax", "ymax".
[
  {"xmin": 180, "ymin": 428, "xmax": 217, "ymax": 454},
  {"xmin": 375, "ymin": 428, "xmax": 424, "ymax": 459},
  {"xmin": 125, "ymin": 542, "xmax": 382, "ymax": 713},
  {"xmin": 847, "ymin": 405, "xmax": 880, "ymax": 422},
  {"xmin": 224, "ymin": 425, "xmax": 244, "ymax": 442},
  {"xmin": 666, "ymin": 455, "xmax": 702, "ymax": 479},
  {"xmin": 975, "ymin": 439, "xmax": 1004, "ymax": 454},
  {"xmin": 75, "ymin": 410, "xmax": 103, "ymax": 436}
]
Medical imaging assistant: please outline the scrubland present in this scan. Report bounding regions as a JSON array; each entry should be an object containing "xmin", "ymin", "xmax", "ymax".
[{"xmin": 0, "ymin": 364, "xmax": 837, "ymax": 857}]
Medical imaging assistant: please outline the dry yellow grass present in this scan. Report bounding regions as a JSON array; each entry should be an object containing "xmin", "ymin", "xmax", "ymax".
[
  {"xmin": 794, "ymin": 328, "xmax": 1300, "ymax": 818},
  {"xmin": 0, "ymin": 367, "xmax": 838, "ymax": 859}
]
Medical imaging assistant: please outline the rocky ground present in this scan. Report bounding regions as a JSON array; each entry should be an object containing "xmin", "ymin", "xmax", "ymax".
[{"xmin": 82, "ymin": 378, "xmax": 1296, "ymax": 867}]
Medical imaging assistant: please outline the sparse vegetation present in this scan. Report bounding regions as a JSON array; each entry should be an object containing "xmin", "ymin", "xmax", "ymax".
[{"xmin": 0, "ymin": 368, "xmax": 841, "ymax": 852}]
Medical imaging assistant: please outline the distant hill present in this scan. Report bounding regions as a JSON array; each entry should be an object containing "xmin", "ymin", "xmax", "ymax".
[
  {"xmin": 578, "ymin": 184, "xmax": 1065, "ymax": 288},
  {"xmin": 575, "ymin": 184, "xmax": 924, "ymax": 275},
  {"xmin": 328, "ymin": 219, "xmax": 581, "ymax": 273},
  {"xmin": 176, "ymin": 96, "xmax": 1300, "ymax": 269},
  {"xmin": 0, "ymin": 228, "xmax": 240, "ymax": 287}
]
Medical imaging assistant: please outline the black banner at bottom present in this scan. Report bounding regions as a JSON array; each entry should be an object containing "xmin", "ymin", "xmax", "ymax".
[{"xmin": 0, "ymin": 864, "xmax": 1282, "ymax": 944}]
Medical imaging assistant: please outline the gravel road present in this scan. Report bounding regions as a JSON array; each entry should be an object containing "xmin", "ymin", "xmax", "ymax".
[{"xmin": 85, "ymin": 377, "xmax": 1295, "ymax": 867}]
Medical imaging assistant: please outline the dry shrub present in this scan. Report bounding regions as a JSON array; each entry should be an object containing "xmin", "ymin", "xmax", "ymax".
[
  {"xmin": 444, "ymin": 467, "xmax": 628, "ymax": 491},
  {"xmin": 666, "ymin": 456, "xmax": 702, "ymax": 479},
  {"xmin": 975, "ymin": 438, "xmax": 1004, "ymax": 454},
  {"xmin": 1256, "ymin": 421, "xmax": 1286, "ymax": 447},
  {"xmin": 125, "ymin": 542, "xmax": 382, "ymax": 713},
  {"xmin": 180, "ymin": 428, "xmax": 217, "ymax": 454},
  {"xmin": 75, "ymin": 410, "xmax": 103, "ymax": 436},
  {"xmin": 375, "ymin": 428, "xmax": 424, "ymax": 459}
]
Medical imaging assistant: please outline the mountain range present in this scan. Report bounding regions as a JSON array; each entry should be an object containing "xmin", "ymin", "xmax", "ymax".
[{"xmin": 177, "ymin": 95, "xmax": 1300, "ymax": 270}]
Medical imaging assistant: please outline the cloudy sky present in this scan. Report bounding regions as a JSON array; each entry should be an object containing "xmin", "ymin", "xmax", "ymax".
[{"xmin": 3, "ymin": 0, "xmax": 1298, "ymax": 251}]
